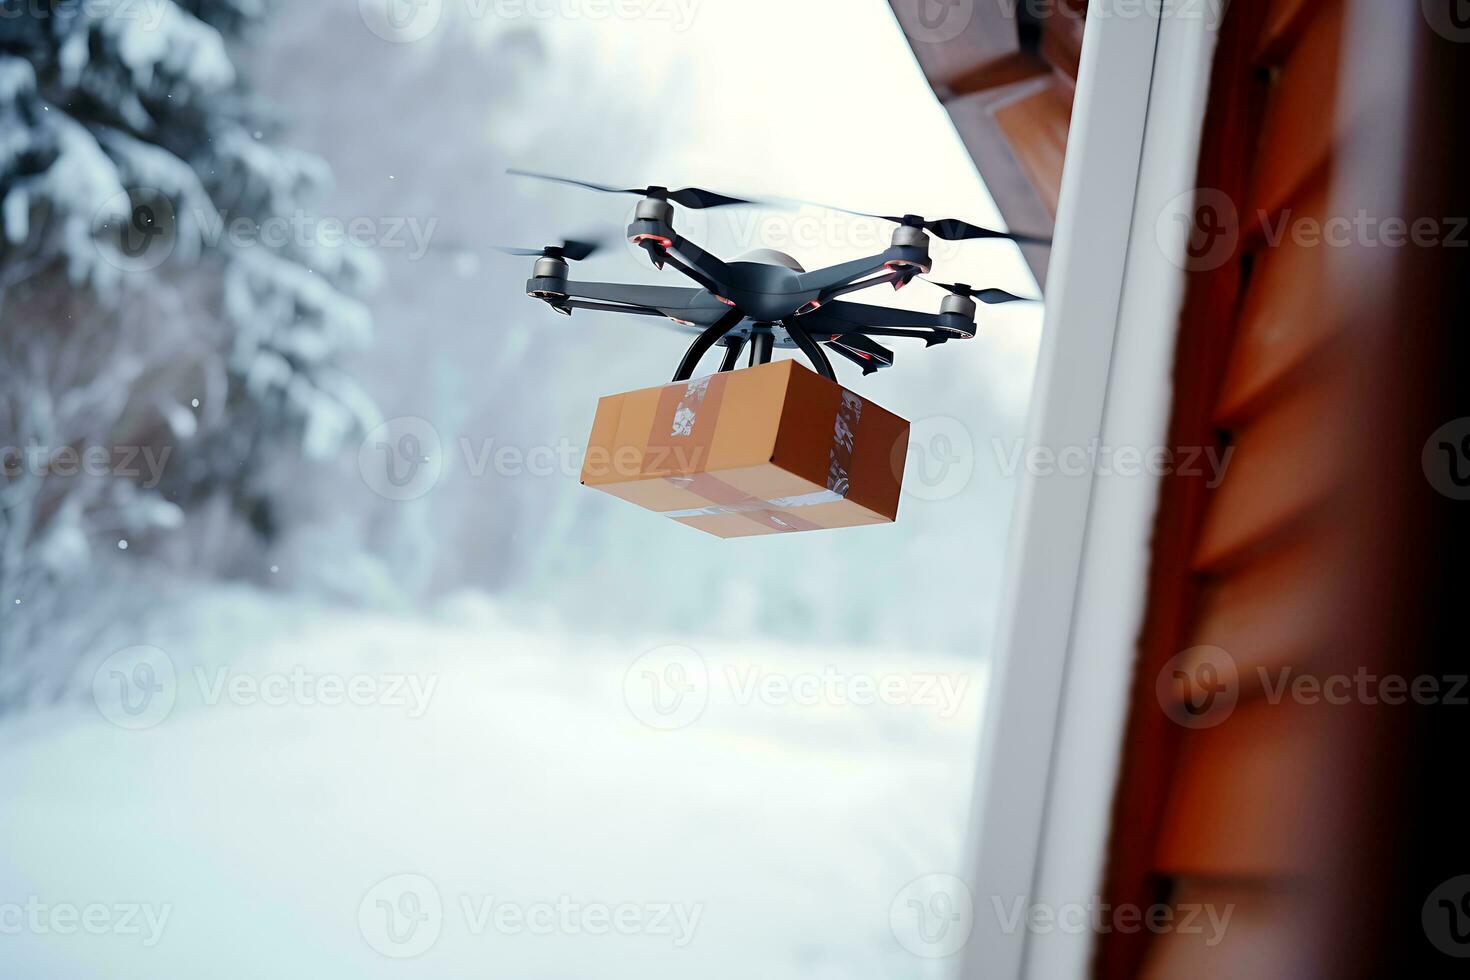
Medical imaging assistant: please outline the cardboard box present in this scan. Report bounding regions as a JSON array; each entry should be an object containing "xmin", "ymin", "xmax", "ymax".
[{"xmin": 581, "ymin": 360, "xmax": 909, "ymax": 538}]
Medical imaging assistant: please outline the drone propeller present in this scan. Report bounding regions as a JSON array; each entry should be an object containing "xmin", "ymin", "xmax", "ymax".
[
  {"xmin": 907, "ymin": 217, "xmax": 1050, "ymax": 246},
  {"xmin": 508, "ymin": 168, "xmax": 760, "ymax": 210},
  {"xmin": 493, "ymin": 238, "xmax": 603, "ymax": 261},
  {"xmin": 794, "ymin": 197, "xmax": 1050, "ymax": 246},
  {"xmin": 923, "ymin": 280, "xmax": 1038, "ymax": 304}
]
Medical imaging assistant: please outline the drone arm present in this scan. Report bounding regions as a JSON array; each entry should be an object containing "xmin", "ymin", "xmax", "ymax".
[
  {"xmin": 536, "ymin": 279, "xmax": 728, "ymax": 326},
  {"xmin": 806, "ymin": 300, "xmax": 947, "ymax": 331},
  {"xmin": 663, "ymin": 235, "xmax": 738, "ymax": 296},
  {"xmin": 803, "ymin": 299, "xmax": 975, "ymax": 343},
  {"xmin": 814, "ymin": 269, "xmax": 904, "ymax": 302},
  {"xmin": 795, "ymin": 253, "xmax": 894, "ymax": 295},
  {"xmin": 557, "ymin": 280, "xmax": 704, "ymax": 311},
  {"xmin": 558, "ymin": 299, "xmax": 671, "ymax": 319}
]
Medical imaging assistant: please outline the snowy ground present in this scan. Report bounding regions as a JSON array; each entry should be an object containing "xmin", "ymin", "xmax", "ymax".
[{"xmin": 0, "ymin": 586, "xmax": 985, "ymax": 979}]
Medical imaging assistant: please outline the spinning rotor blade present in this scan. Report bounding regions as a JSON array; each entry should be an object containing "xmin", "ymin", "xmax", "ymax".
[
  {"xmin": 790, "ymin": 196, "xmax": 1050, "ymax": 245},
  {"xmin": 555, "ymin": 239, "xmax": 601, "ymax": 261},
  {"xmin": 924, "ymin": 280, "xmax": 1037, "ymax": 304},
  {"xmin": 492, "ymin": 238, "xmax": 603, "ymax": 261},
  {"xmin": 917, "ymin": 218, "xmax": 1050, "ymax": 245},
  {"xmin": 508, "ymin": 168, "xmax": 761, "ymax": 209}
]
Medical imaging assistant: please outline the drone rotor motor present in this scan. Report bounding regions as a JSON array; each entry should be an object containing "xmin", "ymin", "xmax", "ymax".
[
  {"xmin": 528, "ymin": 254, "xmax": 570, "ymax": 300},
  {"xmin": 883, "ymin": 222, "xmax": 932, "ymax": 279},
  {"xmin": 937, "ymin": 291, "xmax": 978, "ymax": 338},
  {"xmin": 634, "ymin": 197, "xmax": 675, "ymax": 225},
  {"xmin": 939, "ymin": 292, "xmax": 977, "ymax": 321},
  {"xmin": 628, "ymin": 198, "xmax": 677, "ymax": 269}
]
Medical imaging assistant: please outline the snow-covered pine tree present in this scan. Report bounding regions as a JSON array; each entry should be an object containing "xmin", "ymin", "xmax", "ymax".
[{"xmin": 0, "ymin": 0, "xmax": 378, "ymax": 689}]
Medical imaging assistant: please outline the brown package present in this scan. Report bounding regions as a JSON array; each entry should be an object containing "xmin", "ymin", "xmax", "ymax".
[{"xmin": 580, "ymin": 360, "xmax": 909, "ymax": 538}]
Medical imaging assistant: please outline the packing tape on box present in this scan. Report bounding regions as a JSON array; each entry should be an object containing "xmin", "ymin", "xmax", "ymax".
[
  {"xmin": 644, "ymin": 373, "xmax": 866, "ymax": 533},
  {"xmin": 662, "ymin": 489, "xmax": 846, "ymax": 519}
]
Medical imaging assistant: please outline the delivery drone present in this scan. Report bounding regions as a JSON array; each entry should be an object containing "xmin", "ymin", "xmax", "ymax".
[{"xmin": 500, "ymin": 169, "xmax": 1046, "ymax": 383}]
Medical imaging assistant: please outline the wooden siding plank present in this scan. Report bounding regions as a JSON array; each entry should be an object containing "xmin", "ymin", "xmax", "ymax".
[
  {"xmin": 1216, "ymin": 180, "xmax": 1341, "ymax": 423},
  {"xmin": 1040, "ymin": 9, "xmax": 1087, "ymax": 83},
  {"xmin": 1192, "ymin": 364, "xmax": 1349, "ymax": 572},
  {"xmin": 1185, "ymin": 526, "xmax": 1350, "ymax": 690},
  {"xmin": 1152, "ymin": 697, "xmax": 1335, "ymax": 877},
  {"xmin": 1139, "ymin": 879, "xmax": 1318, "ymax": 980},
  {"xmin": 1256, "ymin": 0, "xmax": 1326, "ymax": 62},
  {"xmin": 1248, "ymin": 0, "xmax": 1344, "ymax": 221},
  {"xmin": 993, "ymin": 78, "xmax": 1073, "ymax": 216}
]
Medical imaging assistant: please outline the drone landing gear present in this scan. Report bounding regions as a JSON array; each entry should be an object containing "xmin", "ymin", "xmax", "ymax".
[
  {"xmin": 783, "ymin": 320, "xmax": 836, "ymax": 382},
  {"xmin": 672, "ymin": 308, "xmax": 746, "ymax": 383},
  {"xmin": 718, "ymin": 336, "xmax": 746, "ymax": 372},
  {"xmin": 748, "ymin": 328, "xmax": 774, "ymax": 367},
  {"xmin": 674, "ymin": 317, "xmax": 838, "ymax": 384}
]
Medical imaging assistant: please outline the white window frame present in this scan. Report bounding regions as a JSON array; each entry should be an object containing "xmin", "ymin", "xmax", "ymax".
[{"xmin": 955, "ymin": 4, "xmax": 1223, "ymax": 978}]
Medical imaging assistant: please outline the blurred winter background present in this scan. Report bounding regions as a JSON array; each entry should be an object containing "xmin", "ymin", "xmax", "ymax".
[{"xmin": 0, "ymin": 1, "xmax": 1043, "ymax": 977}]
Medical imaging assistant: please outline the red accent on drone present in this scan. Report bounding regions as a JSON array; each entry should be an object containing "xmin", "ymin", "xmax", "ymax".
[{"xmin": 631, "ymin": 234, "xmax": 674, "ymax": 248}]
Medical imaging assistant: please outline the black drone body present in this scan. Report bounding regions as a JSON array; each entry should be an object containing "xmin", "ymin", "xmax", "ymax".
[{"xmin": 504, "ymin": 169, "xmax": 1043, "ymax": 382}]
